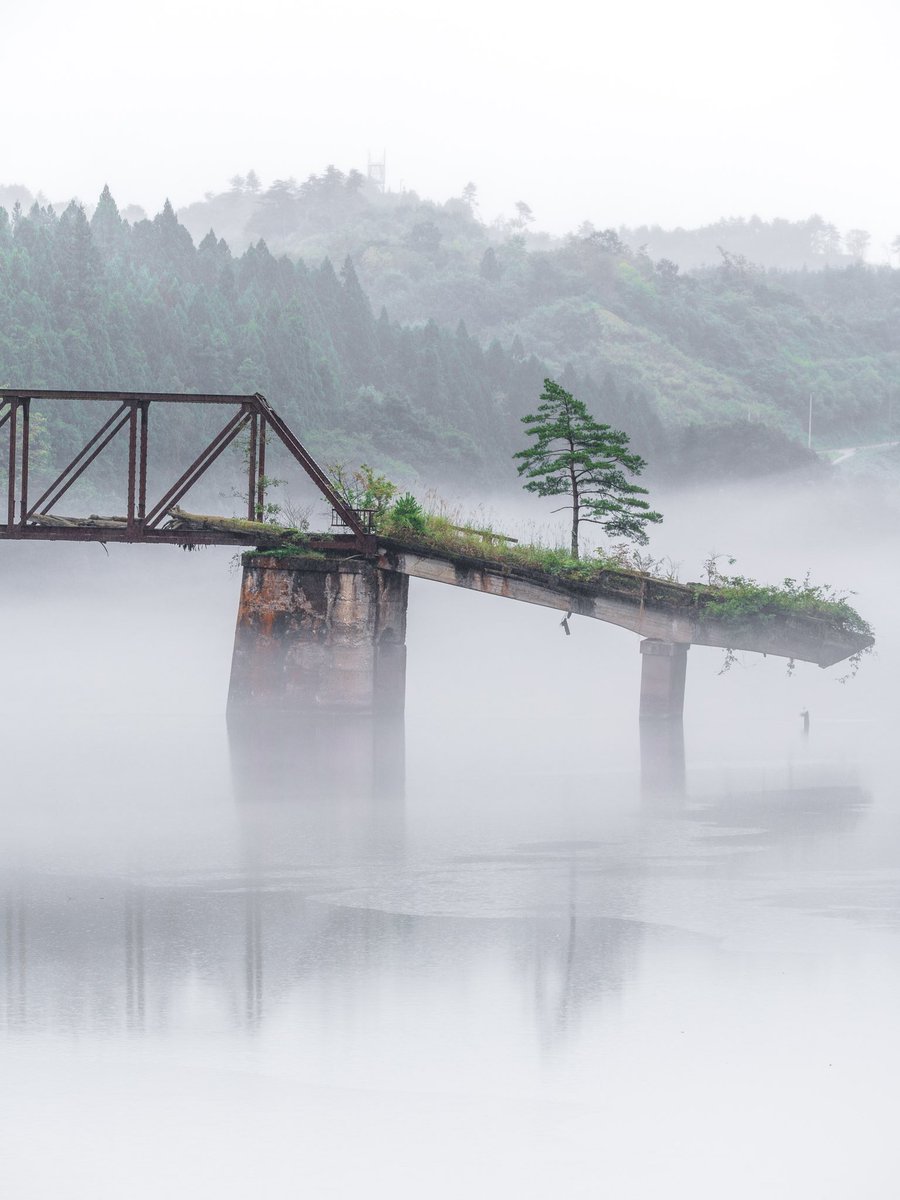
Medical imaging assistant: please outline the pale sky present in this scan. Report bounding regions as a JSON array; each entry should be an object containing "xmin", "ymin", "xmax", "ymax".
[{"xmin": 3, "ymin": 0, "xmax": 899, "ymax": 254}]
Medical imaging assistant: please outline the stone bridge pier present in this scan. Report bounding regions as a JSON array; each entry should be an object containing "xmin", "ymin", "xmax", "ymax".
[{"xmin": 228, "ymin": 554, "xmax": 408, "ymax": 715}]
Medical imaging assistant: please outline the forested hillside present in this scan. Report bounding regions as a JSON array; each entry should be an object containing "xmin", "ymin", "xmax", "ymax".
[
  {"xmin": 179, "ymin": 171, "xmax": 900, "ymax": 450},
  {"xmin": 2, "ymin": 170, "xmax": 898, "ymax": 496},
  {"xmin": 0, "ymin": 189, "xmax": 568, "ymax": 487}
]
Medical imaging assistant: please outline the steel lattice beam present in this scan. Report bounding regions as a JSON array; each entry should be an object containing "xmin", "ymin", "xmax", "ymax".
[{"xmin": 0, "ymin": 390, "xmax": 374, "ymax": 552}]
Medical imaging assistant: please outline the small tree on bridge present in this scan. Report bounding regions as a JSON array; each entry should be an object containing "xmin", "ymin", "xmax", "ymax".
[{"xmin": 515, "ymin": 379, "xmax": 662, "ymax": 558}]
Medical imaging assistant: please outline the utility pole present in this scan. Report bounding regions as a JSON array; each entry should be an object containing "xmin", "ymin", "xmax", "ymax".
[{"xmin": 808, "ymin": 393, "xmax": 813, "ymax": 450}]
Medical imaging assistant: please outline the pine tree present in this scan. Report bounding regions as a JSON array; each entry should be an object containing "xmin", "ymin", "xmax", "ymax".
[
  {"xmin": 90, "ymin": 185, "xmax": 126, "ymax": 255},
  {"xmin": 340, "ymin": 256, "xmax": 377, "ymax": 382},
  {"xmin": 514, "ymin": 378, "xmax": 661, "ymax": 558}
]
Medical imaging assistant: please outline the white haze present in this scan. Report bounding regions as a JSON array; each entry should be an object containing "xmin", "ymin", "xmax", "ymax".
[
  {"xmin": 3, "ymin": 3, "xmax": 900, "ymax": 1190},
  {"xmin": 3, "ymin": 0, "xmax": 900, "ymax": 254},
  {"xmin": 2, "ymin": 476, "xmax": 899, "ymax": 1197}
]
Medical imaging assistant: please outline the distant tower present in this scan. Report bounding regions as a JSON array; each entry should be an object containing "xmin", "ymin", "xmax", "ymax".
[{"xmin": 367, "ymin": 150, "xmax": 386, "ymax": 193}]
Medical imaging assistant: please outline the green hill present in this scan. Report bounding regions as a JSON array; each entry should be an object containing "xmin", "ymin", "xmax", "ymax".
[
  {"xmin": 180, "ymin": 171, "xmax": 900, "ymax": 454},
  {"xmin": 2, "ymin": 170, "xmax": 897, "ymax": 493}
]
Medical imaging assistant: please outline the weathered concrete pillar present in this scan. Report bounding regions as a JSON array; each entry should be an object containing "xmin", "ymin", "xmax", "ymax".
[
  {"xmin": 639, "ymin": 638, "xmax": 689, "ymax": 721},
  {"xmin": 228, "ymin": 554, "xmax": 409, "ymax": 714}
]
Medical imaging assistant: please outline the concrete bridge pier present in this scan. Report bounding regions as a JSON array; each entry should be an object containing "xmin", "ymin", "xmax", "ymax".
[
  {"xmin": 639, "ymin": 638, "xmax": 689, "ymax": 722},
  {"xmin": 227, "ymin": 554, "xmax": 409, "ymax": 714}
]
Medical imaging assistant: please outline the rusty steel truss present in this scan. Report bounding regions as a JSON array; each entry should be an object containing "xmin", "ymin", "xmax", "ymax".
[{"xmin": 0, "ymin": 390, "xmax": 375, "ymax": 553}]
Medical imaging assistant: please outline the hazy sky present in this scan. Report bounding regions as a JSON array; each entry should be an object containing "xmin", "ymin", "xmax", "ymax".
[{"xmin": 3, "ymin": 0, "xmax": 899, "ymax": 254}]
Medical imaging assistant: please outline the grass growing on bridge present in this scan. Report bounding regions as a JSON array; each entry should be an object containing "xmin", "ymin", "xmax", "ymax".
[
  {"xmin": 236, "ymin": 491, "xmax": 871, "ymax": 652},
  {"xmin": 697, "ymin": 572, "xmax": 872, "ymax": 639},
  {"xmin": 376, "ymin": 504, "xmax": 873, "ymax": 644}
]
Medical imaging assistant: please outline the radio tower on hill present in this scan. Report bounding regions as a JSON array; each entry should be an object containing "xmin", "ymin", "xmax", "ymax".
[{"xmin": 367, "ymin": 151, "xmax": 386, "ymax": 193}]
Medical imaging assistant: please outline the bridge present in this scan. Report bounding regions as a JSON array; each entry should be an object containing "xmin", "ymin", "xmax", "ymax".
[
  {"xmin": 0, "ymin": 389, "xmax": 872, "ymax": 721},
  {"xmin": 0, "ymin": 388, "xmax": 372, "ymax": 550}
]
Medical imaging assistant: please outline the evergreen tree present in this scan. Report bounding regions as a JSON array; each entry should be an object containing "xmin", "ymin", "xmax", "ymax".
[
  {"xmin": 479, "ymin": 247, "xmax": 502, "ymax": 282},
  {"xmin": 514, "ymin": 379, "xmax": 661, "ymax": 558},
  {"xmin": 339, "ymin": 256, "xmax": 378, "ymax": 382},
  {"xmin": 90, "ymin": 185, "xmax": 125, "ymax": 255}
]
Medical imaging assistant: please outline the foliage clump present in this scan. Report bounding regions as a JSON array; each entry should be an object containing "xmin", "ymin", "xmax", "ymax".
[
  {"xmin": 696, "ymin": 561, "xmax": 872, "ymax": 640},
  {"xmin": 328, "ymin": 462, "xmax": 398, "ymax": 524},
  {"xmin": 386, "ymin": 492, "xmax": 428, "ymax": 534},
  {"xmin": 692, "ymin": 554, "xmax": 874, "ymax": 678}
]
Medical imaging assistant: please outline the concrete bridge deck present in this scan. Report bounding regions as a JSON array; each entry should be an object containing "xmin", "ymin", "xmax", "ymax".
[{"xmin": 374, "ymin": 540, "xmax": 871, "ymax": 670}]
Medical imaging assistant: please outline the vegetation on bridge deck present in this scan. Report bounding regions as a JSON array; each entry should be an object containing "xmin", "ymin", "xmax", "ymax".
[
  {"xmin": 230, "ymin": 497, "xmax": 873, "ymax": 671},
  {"xmin": 381, "ymin": 512, "xmax": 872, "ymax": 659}
]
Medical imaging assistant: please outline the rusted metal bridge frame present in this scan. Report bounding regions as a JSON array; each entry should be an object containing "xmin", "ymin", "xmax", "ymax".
[{"xmin": 0, "ymin": 389, "xmax": 375, "ymax": 552}]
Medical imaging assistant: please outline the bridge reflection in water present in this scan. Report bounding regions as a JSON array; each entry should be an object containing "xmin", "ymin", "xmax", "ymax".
[
  {"xmin": 640, "ymin": 720, "xmax": 687, "ymax": 803},
  {"xmin": 227, "ymin": 710, "xmax": 407, "ymax": 808},
  {"xmin": 0, "ymin": 710, "xmax": 871, "ymax": 1048}
]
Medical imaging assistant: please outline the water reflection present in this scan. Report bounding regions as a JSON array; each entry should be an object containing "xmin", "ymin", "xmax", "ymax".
[
  {"xmin": 0, "ymin": 714, "xmax": 874, "ymax": 1051},
  {"xmin": 0, "ymin": 873, "xmax": 697, "ymax": 1043},
  {"xmin": 639, "ymin": 719, "xmax": 686, "ymax": 803},
  {"xmin": 228, "ymin": 711, "xmax": 407, "ymax": 884},
  {"xmin": 690, "ymin": 782, "xmax": 870, "ymax": 843},
  {"xmin": 227, "ymin": 710, "xmax": 406, "ymax": 806},
  {"xmin": 4, "ymin": 883, "xmax": 27, "ymax": 1030},
  {"xmin": 124, "ymin": 888, "xmax": 145, "ymax": 1032}
]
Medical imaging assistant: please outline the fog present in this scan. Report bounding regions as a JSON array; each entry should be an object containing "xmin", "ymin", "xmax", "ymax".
[
  {"xmin": 3, "ymin": 0, "xmax": 898, "ymax": 1183},
  {"xmin": 4, "ymin": 0, "xmax": 900, "ymax": 253},
  {"xmin": 2, "ymin": 473, "xmax": 898, "ymax": 1197}
]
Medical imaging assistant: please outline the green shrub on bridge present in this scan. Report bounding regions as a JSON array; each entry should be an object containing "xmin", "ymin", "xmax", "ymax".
[{"xmin": 386, "ymin": 493, "xmax": 428, "ymax": 534}]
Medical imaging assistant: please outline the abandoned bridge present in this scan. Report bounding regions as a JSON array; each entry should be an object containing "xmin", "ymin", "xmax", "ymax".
[{"xmin": 0, "ymin": 389, "xmax": 872, "ymax": 721}]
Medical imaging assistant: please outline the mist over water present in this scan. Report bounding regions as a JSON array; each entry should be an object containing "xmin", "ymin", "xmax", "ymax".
[{"xmin": 2, "ymin": 474, "xmax": 899, "ymax": 1198}]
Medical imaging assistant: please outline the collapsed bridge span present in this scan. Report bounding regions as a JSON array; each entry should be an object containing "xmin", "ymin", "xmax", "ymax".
[{"xmin": 374, "ymin": 541, "xmax": 869, "ymax": 669}]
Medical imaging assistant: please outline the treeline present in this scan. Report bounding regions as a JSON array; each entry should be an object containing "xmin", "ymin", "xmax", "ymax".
[
  {"xmin": 0, "ymin": 189, "xmax": 599, "ymax": 487},
  {"xmin": 615, "ymin": 215, "xmax": 870, "ymax": 271},
  {"xmin": 174, "ymin": 169, "xmax": 900, "ymax": 450},
  {"xmin": 6, "ymin": 172, "xmax": 889, "ymax": 498}
]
